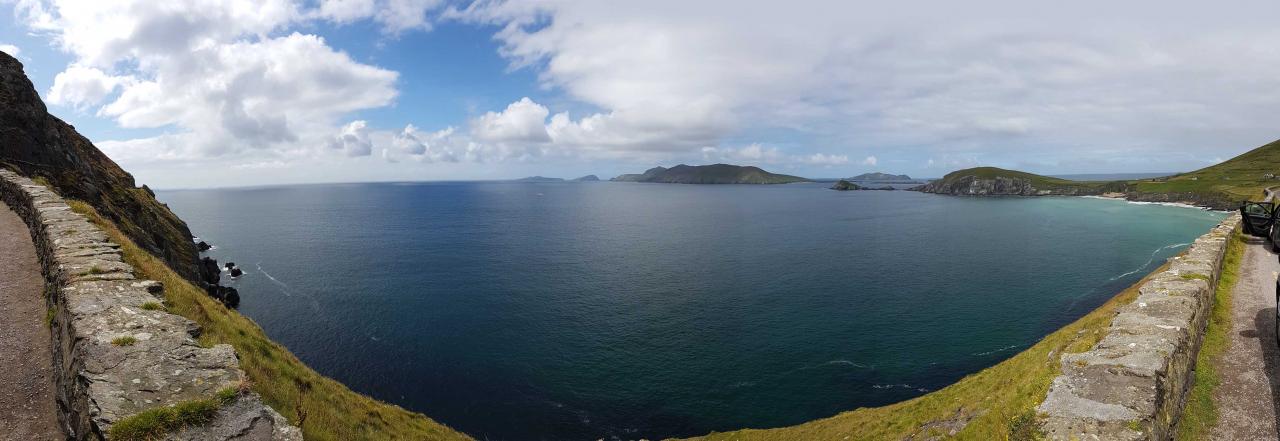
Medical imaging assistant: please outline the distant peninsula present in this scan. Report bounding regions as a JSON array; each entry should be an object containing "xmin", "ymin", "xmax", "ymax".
[
  {"xmin": 611, "ymin": 164, "xmax": 809, "ymax": 184},
  {"xmin": 572, "ymin": 175, "xmax": 600, "ymax": 182},
  {"xmin": 515, "ymin": 176, "xmax": 565, "ymax": 182},
  {"xmin": 911, "ymin": 140, "xmax": 1280, "ymax": 211}
]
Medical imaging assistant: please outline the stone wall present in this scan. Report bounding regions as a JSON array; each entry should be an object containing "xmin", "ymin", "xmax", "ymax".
[
  {"xmin": 1038, "ymin": 213, "xmax": 1241, "ymax": 440},
  {"xmin": 0, "ymin": 169, "xmax": 300, "ymax": 440}
]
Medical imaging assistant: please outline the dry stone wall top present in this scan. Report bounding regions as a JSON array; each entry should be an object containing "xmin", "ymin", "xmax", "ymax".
[
  {"xmin": 1038, "ymin": 212, "xmax": 1241, "ymax": 440},
  {"xmin": 0, "ymin": 169, "xmax": 300, "ymax": 441}
]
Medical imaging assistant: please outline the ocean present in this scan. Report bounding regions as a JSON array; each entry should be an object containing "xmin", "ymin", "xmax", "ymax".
[{"xmin": 156, "ymin": 181, "xmax": 1226, "ymax": 441}]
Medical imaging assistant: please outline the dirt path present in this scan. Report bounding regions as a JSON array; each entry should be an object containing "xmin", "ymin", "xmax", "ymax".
[
  {"xmin": 1210, "ymin": 235, "xmax": 1280, "ymax": 440},
  {"xmin": 0, "ymin": 204, "xmax": 62, "ymax": 440}
]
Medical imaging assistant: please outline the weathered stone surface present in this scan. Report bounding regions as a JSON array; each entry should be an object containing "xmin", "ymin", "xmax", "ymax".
[
  {"xmin": 1038, "ymin": 213, "xmax": 1240, "ymax": 440},
  {"xmin": 167, "ymin": 394, "xmax": 302, "ymax": 441},
  {"xmin": 0, "ymin": 169, "xmax": 300, "ymax": 440}
]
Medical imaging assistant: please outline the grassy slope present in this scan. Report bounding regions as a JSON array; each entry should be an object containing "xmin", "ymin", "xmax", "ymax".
[
  {"xmin": 68, "ymin": 201, "xmax": 473, "ymax": 441},
  {"xmin": 1175, "ymin": 231, "xmax": 1246, "ymax": 440},
  {"xmin": 1132, "ymin": 139, "xmax": 1280, "ymax": 201},
  {"xmin": 676, "ymin": 263, "xmax": 1171, "ymax": 441},
  {"xmin": 932, "ymin": 167, "xmax": 1121, "ymax": 193}
]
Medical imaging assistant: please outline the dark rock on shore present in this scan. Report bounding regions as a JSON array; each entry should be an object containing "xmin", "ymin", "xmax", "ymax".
[
  {"xmin": 197, "ymin": 241, "xmax": 212, "ymax": 252},
  {"xmin": 225, "ymin": 262, "xmax": 236, "ymax": 269},
  {"xmin": 230, "ymin": 267, "xmax": 243, "ymax": 277},
  {"xmin": 199, "ymin": 257, "xmax": 221, "ymax": 285}
]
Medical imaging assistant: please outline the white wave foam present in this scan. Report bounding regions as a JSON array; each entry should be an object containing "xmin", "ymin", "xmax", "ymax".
[
  {"xmin": 1079, "ymin": 195, "xmax": 1227, "ymax": 212},
  {"xmin": 972, "ymin": 344, "xmax": 1023, "ymax": 357},
  {"xmin": 1108, "ymin": 242, "xmax": 1191, "ymax": 282}
]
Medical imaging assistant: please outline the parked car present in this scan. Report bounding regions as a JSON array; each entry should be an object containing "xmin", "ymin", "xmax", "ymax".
[
  {"xmin": 1240, "ymin": 201, "xmax": 1279, "ymax": 251},
  {"xmin": 1239, "ymin": 201, "xmax": 1280, "ymax": 344}
]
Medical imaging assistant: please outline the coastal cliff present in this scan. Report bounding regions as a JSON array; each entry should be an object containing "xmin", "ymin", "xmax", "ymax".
[
  {"xmin": 0, "ymin": 51, "xmax": 200, "ymax": 281},
  {"xmin": 913, "ymin": 167, "xmax": 1120, "ymax": 196},
  {"xmin": 0, "ymin": 49, "xmax": 472, "ymax": 440}
]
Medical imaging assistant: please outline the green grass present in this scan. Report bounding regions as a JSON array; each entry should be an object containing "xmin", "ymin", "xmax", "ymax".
[
  {"xmin": 1175, "ymin": 230, "xmax": 1247, "ymax": 440},
  {"xmin": 45, "ymin": 307, "xmax": 56, "ymax": 327},
  {"xmin": 1131, "ymin": 139, "xmax": 1280, "ymax": 202},
  {"xmin": 676, "ymin": 262, "xmax": 1172, "ymax": 441},
  {"xmin": 140, "ymin": 301, "xmax": 163, "ymax": 311},
  {"xmin": 87, "ymin": 265, "xmax": 107, "ymax": 274},
  {"xmin": 67, "ymin": 200, "xmax": 473, "ymax": 441},
  {"xmin": 107, "ymin": 386, "xmax": 240, "ymax": 441},
  {"xmin": 1181, "ymin": 273, "xmax": 1211, "ymax": 282},
  {"xmin": 111, "ymin": 335, "xmax": 138, "ymax": 346}
]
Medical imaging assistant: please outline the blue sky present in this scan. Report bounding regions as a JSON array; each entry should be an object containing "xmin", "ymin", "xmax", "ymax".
[{"xmin": 3, "ymin": 0, "xmax": 1280, "ymax": 188}]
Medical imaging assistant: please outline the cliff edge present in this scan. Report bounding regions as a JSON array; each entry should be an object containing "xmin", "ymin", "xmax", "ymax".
[
  {"xmin": 0, "ymin": 51, "xmax": 199, "ymax": 281},
  {"xmin": 913, "ymin": 167, "xmax": 1123, "ymax": 196}
]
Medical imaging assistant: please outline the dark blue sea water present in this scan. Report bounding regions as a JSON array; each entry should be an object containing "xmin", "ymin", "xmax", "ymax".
[{"xmin": 156, "ymin": 182, "xmax": 1225, "ymax": 441}]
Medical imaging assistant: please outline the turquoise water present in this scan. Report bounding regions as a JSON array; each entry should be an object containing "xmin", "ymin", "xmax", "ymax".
[{"xmin": 156, "ymin": 182, "xmax": 1225, "ymax": 440}]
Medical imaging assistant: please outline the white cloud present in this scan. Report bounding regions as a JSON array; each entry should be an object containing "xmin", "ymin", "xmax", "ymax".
[
  {"xmin": 330, "ymin": 120, "xmax": 374, "ymax": 157},
  {"xmin": 449, "ymin": 0, "xmax": 1280, "ymax": 174},
  {"xmin": 315, "ymin": 0, "xmax": 444, "ymax": 34},
  {"xmin": 470, "ymin": 97, "xmax": 551, "ymax": 144},
  {"xmin": 701, "ymin": 144, "xmax": 851, "ymax": 167},
  {"xmin": 20, "ymin": 1, "xmax": 398, "ymax": 159},
  {"xmin": 0, "ymin": 43, "xmax": 19, "ymax": 56},
  {"xmin": 46, "ymin": 65, "xmax": 129, "ymax": 108},
  {"xmin": 862, "ymin": 156, "xmax": 878, "ymax": 166}
]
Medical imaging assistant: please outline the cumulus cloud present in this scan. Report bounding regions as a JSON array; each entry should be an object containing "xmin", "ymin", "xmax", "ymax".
[
  {"xmin": 330, "ymin": 120, "xmax": 374, "ymax": 157},
  {"xmin": 471, "ymin": 97, "xmax": 551, "ymax": 144},
  {"xmin": 46, "ymin": 65, "xmax": 129, "ymax": 108},
  {"xmin": 862, "ymin": 156, "xmax": 878, "ymax": 166},
  {"xmin": 19, "ymin": 0, "xmax": 397, "ymax": 159},
  {"xmin": 0, "ymin": 43, "xmax": 19, "ymax": 56}
]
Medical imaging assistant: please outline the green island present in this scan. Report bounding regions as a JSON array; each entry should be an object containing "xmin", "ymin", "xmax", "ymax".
[{"xmin": 611, "ymin": 164, "xmax": 810, "ymax": 184}]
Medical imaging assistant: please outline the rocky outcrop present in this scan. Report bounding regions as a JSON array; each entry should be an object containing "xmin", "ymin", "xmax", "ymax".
[
  {"xmin": 0, "ymin": 169, "xmax": 299, "ymax": 440},
  {"xmin": 572, "ymin": 175, "xmax": 600, "ymax": 182},
  {"xmin": 830, "ymin": 180, "xmax": 861, "ymax": 191},
  {"xmin": 0, "ymin": 51, "xmax": 200, "ymax": 282},
  {"xmin": 1037, "ymin": 213, "xmax": 1240, "ymax": 440}
]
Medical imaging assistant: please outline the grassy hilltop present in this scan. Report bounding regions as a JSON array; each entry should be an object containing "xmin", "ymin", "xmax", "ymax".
[
  {"xmin": 1130, "ymin": 138, "xmax": 1280, "ymax": 202},
  {"xmin": 919, "ymin": 139, "xmax": 1280, "ymax": 208}
]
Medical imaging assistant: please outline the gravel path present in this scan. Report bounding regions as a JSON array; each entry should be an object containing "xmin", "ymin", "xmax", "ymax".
[
  {"xmin": 1210, "ymin": 235, "xmax": 1280, "ymax": 440},
  {"xmin": 0, "ymin": 203, "xmax": 62, "ymax": 440}
]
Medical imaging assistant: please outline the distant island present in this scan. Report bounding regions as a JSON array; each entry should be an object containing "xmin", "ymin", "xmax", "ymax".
[
  {"xmin": 611, "ymin": 164, "xmax": 809, "ymax": 184},
  {"xmin": 572, "ymin": 175, "xmax": 600, "ymax": 182},
  {"xmin": 847, "ymin": 172, "xmax": 916, "ymax": 182},
  {"xmin": 515, "ymin": 176, "xmax": 565, "ymax": 182}
]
